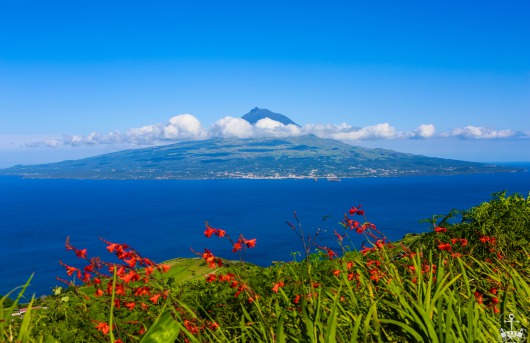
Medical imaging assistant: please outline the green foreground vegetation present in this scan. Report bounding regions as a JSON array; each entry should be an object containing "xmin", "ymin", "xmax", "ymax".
[{"xmin": 2, "ymin": 191, "xmax": 530, "ymax": 342}]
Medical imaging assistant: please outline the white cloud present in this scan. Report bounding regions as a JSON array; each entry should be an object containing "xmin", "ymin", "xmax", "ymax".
[
  {"xmin": 413, "ymin": 124, "xmax": 436, "ymax": 139},
  {"xmin": 333, "ymin": 123, "xmax": 400, "ymax": 140},
  {"xmin": 255, "ymin": 118, "xmax": 303, "ymax": 137},
  {"xmin": 300, "ymin": 122, "xmax": 407, "ymax": 141},
  {"xmin": 24, "ymin": 138, "xmax": 63, "ymax": 148},
  {"xmin": 162, "ymin": 114, "xmax": 207, "ymax": 140},
  {"xmin": 441, "ymin": 126, "xmax": 517, "ymax": 139},
  {"xmin": 255, "ymin": 118, "xmax": 283, "ymax": 130},
  {"xmin": 58, "ymin": 114, "xmax": 208, "ymax": 146},
  {"xmin": 210, "ymin": 116, "xmax": 255, "ymax": 138},
  {"xmin": 42, "ymin": 138, "xmax": 61, "ymax": 147},
  {"xmin": 25, "ymin": 113, "xmax": 529, "ymax": 149}
]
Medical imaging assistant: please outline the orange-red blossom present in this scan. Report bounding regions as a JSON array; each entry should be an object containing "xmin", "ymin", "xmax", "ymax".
[{"xmin": 272, "ymin": 281, "xmax": 284, "ymax": 293}]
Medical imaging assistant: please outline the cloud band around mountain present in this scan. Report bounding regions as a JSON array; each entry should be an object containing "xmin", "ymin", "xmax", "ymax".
[{"xmin": 29, "ymin": 114, "xmax": 527, "ymax": 148}]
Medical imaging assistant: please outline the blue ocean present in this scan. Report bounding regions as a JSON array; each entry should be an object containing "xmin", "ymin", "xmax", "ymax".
[{"xmin": 1, "ymin": 170, "xmax": 529, "ymax": 297}]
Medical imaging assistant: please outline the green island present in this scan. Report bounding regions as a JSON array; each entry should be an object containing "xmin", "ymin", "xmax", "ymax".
[
  {"xmin": 0, "ymin": 136, "xmax": 523, "ymax": 180},
  {"xmin": 2, "ymin": 191, "xmax": 530, "ymax": 342}
]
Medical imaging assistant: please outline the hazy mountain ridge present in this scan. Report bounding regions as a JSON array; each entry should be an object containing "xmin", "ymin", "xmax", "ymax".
[{"xmin": 0, "ymin": 135, "xmax": 521, "ymax": 180}]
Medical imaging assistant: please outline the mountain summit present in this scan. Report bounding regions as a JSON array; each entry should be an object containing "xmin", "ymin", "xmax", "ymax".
[{"xmin": 241, "ymin": 107, "xmax": 299, "ymax": 127}]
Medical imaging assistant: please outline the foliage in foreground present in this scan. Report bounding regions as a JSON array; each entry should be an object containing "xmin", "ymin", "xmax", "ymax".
[{"xmin": 2, "ymin": 191, "xmax": 530, "ymax": 342}]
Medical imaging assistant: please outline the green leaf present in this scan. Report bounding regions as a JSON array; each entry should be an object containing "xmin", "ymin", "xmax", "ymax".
[{"xmin": 140, "ymin": 311, "xmax": 180, "ymax": 343}]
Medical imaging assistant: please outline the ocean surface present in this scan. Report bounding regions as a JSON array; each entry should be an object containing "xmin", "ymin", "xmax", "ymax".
[{"xmin": 1, "ymin": 170, "xmax": 529, "ymax": 297}]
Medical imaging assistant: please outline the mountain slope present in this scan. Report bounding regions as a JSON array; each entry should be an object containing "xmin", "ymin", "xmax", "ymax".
[{"xmin": 0, "ymin": 136, "xmax": 520, "ymax": 179}]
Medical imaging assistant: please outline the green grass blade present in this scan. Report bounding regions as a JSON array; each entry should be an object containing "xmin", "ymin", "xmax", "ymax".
[{"xmin": 140, "ymin": 310, "xmax": 181, "ymax": 343}]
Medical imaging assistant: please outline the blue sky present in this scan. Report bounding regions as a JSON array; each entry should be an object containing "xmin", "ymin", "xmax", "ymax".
[{"xmin": 0, "ymin": 0, "xmax": 529, "ymax": 167}]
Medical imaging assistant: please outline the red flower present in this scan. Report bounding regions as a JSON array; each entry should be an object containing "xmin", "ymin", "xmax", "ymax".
[
  {"xmin": 244, "ymin": 238, "xmax": 257, "ymax": 248},
  {"xmin": 349, "ymin": 205, "xmax": 365, "ymax": 216},
  {"xmin": 219, "ymin": 273, "xmax": 236, "ymax": 282},
  {"xmin": 121, "ymin": 270, "xmax": 140, "ymax": 284},
  {"xmin": 366, "ymin": 260, "xmax": 381, "ymax": 267},
  {"xmin": 343, "ymin": 217, "xmax": 360, "ymax": 230},
  {"xmin": 474, "ymin": 291, "xmax": 483, "ymax": 304},
  {"xmin": 114, "ymin": 283, "xmax": 126, "ymax": 296},
  {"xmin": 437, "ymin": 243, "xmax": 452, "ymax": 251},
  {"xmin": 106, "ymin": 243, "xmax": 120, "ymax": 253},
  {"xmin": 480, "ymin": 236, "xmax": 491, "ymax": 244},
  {"xmin": 95, "ymin": 322, "xmax": 110, "ymax": 335},
  {"xmin": 369, "ymin": 269, "xmax": 381, "ymax": 283},
  {"xmin": 234, "ymin": 284, "xmax": 247, "ymax": 298},
  {"xmin": 124, "ymin": 257, "xmax": 138, "ymax": 268},
  {"xmin": 375, "ymin": 239, "xmax": 385, "ymax": 249},
  {"xmin": 95, "ymin": 288, "xmax": 104, "ymax": 297},
  {"xmin": 150, "ymin": 293, "xmax": 161, "ymax": 304},
  {"xmin": 204, "ymin": 226, "xmax": 216, "ymax": 238},
  {"xmin": 434, "ymin": 226, "xmax": 447, "ymax": 233},
  {"xmin": 324, "ymin": 247, "xmax": 337, "ymax": 260},
  {"xmin": 82, "ymin": 272, "xmax": 91, "ymax": 283},
  {"xmin": 75, "ymin": 249, "xmax": 87, "ymax": 259},
  {"xmin": 272, "ymin": 281, "xmax": 284, "ymax": 293},
  {"xmin": 362, "ymin": 222, "xmax": 376, "ymax": 232},
  {"xmin": 116, "ymin": 266, "xmax": 126, "ymax": 277},
  {"xmin": 142, "ymin": 257, "xmax": 154, "ymax": 266},
  {"xmin": 460, "ymin": 238, "xmax": 468, "ymax": 247},
  {"xmin": 134, "ymin": 286, "xmax": 151, "ymax": 297},
  {"xmin": 333, "ymin": 270, "xmax": 341, "ymax": 277},
  {"xmin": 491, "ymin": 297, "xmax": 499, "ymax": 305},
  {"xmin": 334, "ymin": 230, "xmax": 345, "ymax": 242},
  {"xmin": 145, "ymin": 265, "xmax": 154, "ymax": 277},
  {"xmin": 204, "ymin": 223, "xmax": 227, "ymax": 238},
  {"xmin": 65, "ymin": 265, "xmax": 81, "ymax": 278},
  {"xmin": 202, "ymin": 249, "xmax": 218, "ymax": 268},
  {"xmin": 232, "ymin": 242, "xmax": 242, "ymax": 252},
  {"xmin": 360, "ymin": 247, "xmax": 373, "ymax": 255},
  {"xmin": 293, "ymin": 295, "xmax": 301, "ymax": 304}
]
